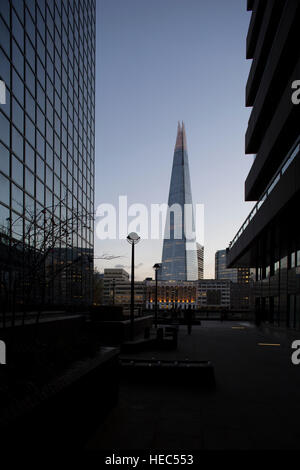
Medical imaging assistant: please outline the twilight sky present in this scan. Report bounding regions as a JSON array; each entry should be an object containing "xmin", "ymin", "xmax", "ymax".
[{"xmin": 94, "ymin": 0, "xmax": 255, "ymax": 280}]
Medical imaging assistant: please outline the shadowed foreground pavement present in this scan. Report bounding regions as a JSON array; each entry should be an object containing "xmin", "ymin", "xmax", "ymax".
[{"xmin": 86, "ymin": 321, "xmax": 300, "ymax": 450}]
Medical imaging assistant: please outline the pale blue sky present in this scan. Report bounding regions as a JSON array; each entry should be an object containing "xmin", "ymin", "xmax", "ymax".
[{"xmin": 94, "ymin": 0, "xmax": 254, "ymax": 280}]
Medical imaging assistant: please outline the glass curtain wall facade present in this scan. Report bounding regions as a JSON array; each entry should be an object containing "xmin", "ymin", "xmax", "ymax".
[
  {"xmin": 196, "ymin": 243, "xmax": 204, "ymax": 280},
  {"xmin": 159, "ymin": 122, "xmax": 198, "ymax": 281},
  {"xmin": 215, "ymin": 250, "xmax": 238, "ymax": 282},
  {"xmin": 0, "ymin": 0, "xmax": 96, "ymax": 309},
  {"xmin": 216, "ymin": 250, "xmax": 250, "ymax": 283}
]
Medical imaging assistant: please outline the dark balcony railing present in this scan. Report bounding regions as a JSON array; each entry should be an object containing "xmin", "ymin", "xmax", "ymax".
[{"xmin": 229, "ymin": 136, "xmax": 300, "ymax": 250}]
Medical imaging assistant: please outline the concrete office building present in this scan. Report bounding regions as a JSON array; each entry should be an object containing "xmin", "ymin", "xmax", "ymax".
[
  {"xmin": 103, "ymin": 268, "xmax": 129, "ymax": 304},
  {"xmin": 197, "ymin": 279, "xmax": 231, "ymax": 310},
  {"xmin": 103, "ymin": 268, "xmax": 145, "ymax": 310},
  {"xmin": 227, "ymin": 0, "xmax": 300, "ymax": 328}
]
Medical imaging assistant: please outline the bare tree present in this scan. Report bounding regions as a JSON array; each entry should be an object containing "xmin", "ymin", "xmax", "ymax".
[{"xmin": 0, "ymin": 200, "xmax": 121, "ymax": 329}]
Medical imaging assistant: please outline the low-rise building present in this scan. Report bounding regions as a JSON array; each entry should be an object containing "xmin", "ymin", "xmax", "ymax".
[
  {"xmin": 103, "ymin": 268, "xmax": 145, "ymax": 311},
  {"xmin": 145, "ymin": 279, "xmax": 231, "ymax": 311},
  {"xmin": 145, "ymin": 279, "xmax": 197, "ymax": 310},
  {"xmin": 197, "ymin": 279, "xmax": 231, "ymax": 310}
]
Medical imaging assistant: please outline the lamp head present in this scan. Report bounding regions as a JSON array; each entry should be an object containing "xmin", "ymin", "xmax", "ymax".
[
  {"xmin": 127, "ymin": 232, "xmax": 140, "ymax": 244},
  {"xmin": 153, "ymin": 263, "xmax": 161, "ymax": 271}
]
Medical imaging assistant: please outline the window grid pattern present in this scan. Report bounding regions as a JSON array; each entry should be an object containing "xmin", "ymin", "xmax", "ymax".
[{"xmin": 0, "ymin": 0, "xmax": 96, "ymax": 304}]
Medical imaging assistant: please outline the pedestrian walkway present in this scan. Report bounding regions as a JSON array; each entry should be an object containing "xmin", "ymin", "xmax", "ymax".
[{"xmin": 87, "ymin": 321, "xmax": 300, "ymax": 450}]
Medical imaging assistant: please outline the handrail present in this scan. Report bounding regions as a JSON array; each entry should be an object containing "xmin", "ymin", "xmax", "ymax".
[{"xmin": 229, "ymin": 136, "xmax": 300, "ymax": 250}]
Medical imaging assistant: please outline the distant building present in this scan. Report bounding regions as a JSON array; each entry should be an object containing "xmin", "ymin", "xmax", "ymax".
[
  {"xmin": 103, "ymin": 268, "xmax": 129, "ymax": 282},
  {"xmin": 103, "ymin": 268, "xmax": 144, "ymax": 310},
  {"xmin": 159, "ymin": 122, "xmax": 198, "ymax": 281},
  {"xmin": 145, "ymin": 279, "xmax": 230, "ymax": 311},
  {"xmin": 237, "ymin": 267, "xmax": 251, "ymax": 284},
  {"xmin": 197, "ymin": 279, "xmax": 230, "ymax": 310},
  {"xmin": 215, "ymin": 250, "xmax": 238, "ymax": 282},
  {"xmin": 103, "ymin": 268, "xmax": 129, "ymax": 305},
  {"xmin": 145, "ymin": 279, "xmax": 197, "ymax": 310},
  {"xmin": 215, "ymin": 250, "xmax": 250, "ymax": 284},
  {"xmin": 196, "ymin": 243, "xmax": 204, "ymax": 280},
  {"xmin": 93, "ymin": 271, "xmax": 104, "ymax": 305}
]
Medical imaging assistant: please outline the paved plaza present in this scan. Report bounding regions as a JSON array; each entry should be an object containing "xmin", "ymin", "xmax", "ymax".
[{"xmin": 87, "ymin": 321, "xmax": 300, "ymax": 450}]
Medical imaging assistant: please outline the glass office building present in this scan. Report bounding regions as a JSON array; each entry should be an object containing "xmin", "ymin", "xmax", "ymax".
[
  {"xmin": 159, "ymin": 122, "xmax": 198, "ymax": 281},
  {"xmin": 196, "ymin": 242, "xmax": 204, "ymax": 280},
  {"xmin": 215, "ymin": 249, "xmax": 250, "ymax": 283},
  {"xmin": 215, "ymin": 250, "xmax": 238, "ymax": 282},
  {"xmin": 0, "ymin": 0, "xmax": 96, "ymax": 308}
]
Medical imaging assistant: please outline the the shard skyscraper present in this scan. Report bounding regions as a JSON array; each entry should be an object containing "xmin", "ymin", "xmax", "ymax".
[{"xmin": 159, "ymin": 122, "xmax": 198, "ymax": 281}]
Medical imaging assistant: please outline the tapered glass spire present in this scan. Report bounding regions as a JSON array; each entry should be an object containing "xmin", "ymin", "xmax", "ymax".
[{"xmin": 159, "ymin": 122, "xmax": 198, "ymax": 281}]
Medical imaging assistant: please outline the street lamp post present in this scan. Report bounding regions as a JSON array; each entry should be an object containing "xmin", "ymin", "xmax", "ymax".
[
  {"xmin": 127, "ymin": 232, "xmax": 140, "ymax": 340},
  {"xmin": 153, "ymin": 263, "xmax": 161, "ymax": 329},
  {"xmin": 112, "ymin": 278, "xmax": 116, "ymax": 305}
]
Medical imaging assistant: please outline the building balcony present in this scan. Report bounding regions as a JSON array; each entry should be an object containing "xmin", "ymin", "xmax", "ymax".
[
  {"xmin": 245, "ymin": 1, "xmax": 300, "ymax": 155},
  {"xmin": 247, "ymin": 0, "xmax": 255, "ymax": 12},
  {"xmin": 246, "ymin": 0, "xmax": 285, "ymax": 106},
  {"xmin": 246, "ymin": 0, "xmax": 265, "ymax": 60},
  {"xmin": 245, "ymin": 55, "xmax": 300, "ymax": 201},
  {"xmin": 227, "ymin": 138, "xmax": 300, "ymax": 268}
]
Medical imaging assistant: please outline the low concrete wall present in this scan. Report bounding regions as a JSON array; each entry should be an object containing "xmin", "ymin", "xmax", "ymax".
[
  {"xmin": 93, "ymin": 315, "xmax": 153, "ymax": 345},
  {"xmin": 1, "ymin": 314, "xmax": 86, "ymax": 348}
]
